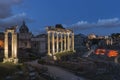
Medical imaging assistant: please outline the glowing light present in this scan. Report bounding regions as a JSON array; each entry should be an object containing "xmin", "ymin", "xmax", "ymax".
[
  {"xmin": 95, "ymin": 49, "xmax": 118, "ymax": 57},
  {"xmin": 0, "ymin": 40, "xmax": 4, "ymax": 48},
  {"xmin": 108, "ymin": 50, "xmax": 118, "ymax": 57},
  {"xmin": 95, "ymin": 49, "xmax": 106, "ymax": 55}
]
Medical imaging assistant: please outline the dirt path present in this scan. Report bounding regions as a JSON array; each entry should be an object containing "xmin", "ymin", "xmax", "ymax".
[{"xmin": 26, "ymin": 60, "xmax": 86, "ymax": 80}]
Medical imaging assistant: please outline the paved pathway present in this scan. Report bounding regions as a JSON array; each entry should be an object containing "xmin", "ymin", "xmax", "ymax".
[
  {"xmin": 45, "ymin": 65, "xmax": 86, "ymax": 80},
  {"xmin": 26, "ymin": 60, "xmax": 86, "ymax": 80}
]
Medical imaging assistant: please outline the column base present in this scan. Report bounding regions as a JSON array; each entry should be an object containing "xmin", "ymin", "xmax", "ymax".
[
  {"xmin": 48, "ymin": 53, "xmax": 52, "ymax": 56},
  {"xmin": 53, "ymin": 56, "xmax": 57, "ymax": 61},
  {"xmin": 73, "ymin": 50, "xmax": 76, "ymax": 52},
  {"xmin": 63, "ymin": 50, "xmax": 67, "ymax": 52},
  {"xmin": 3, "ymin": 58, "xmax": 18, "ymax": 64},
  {"xmin": 60, "ymin": 51, "xmax": 63, "ymax": 53}
]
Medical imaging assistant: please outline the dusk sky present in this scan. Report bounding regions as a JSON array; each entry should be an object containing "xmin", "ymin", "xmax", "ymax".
[{"xmin": 0, "ymin": 0, "xmax": 120, "ymax": 35}]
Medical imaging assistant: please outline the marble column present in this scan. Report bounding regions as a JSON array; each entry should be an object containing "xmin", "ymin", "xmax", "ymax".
[
  {"xmin": 47, "ymin": 31, "xmax": 51, "ymax": 55},
  {"xmin": 14, "ymin": 33, "xmax": 17, "ymax": 58},
  {"xmin": 4, "ymin": 32, "xmax": 8, "ymax": 59},
  {"xmin": 12, "ymin": 32, "xmax": 14, "ymax": 58},
  {"xmin": 56, "ymin": 32, "xmax": 59, "ymax": 53},
  {"xmin": 64, "ymin": 33, "xmax": 67, "ymax": 51},
  {"xmin": 72, "ymin": 32, "xmax": 74, "ymax": 51},
  {"xmin": 52, "ymin": 31, "xmax": 55, "ymax": 55},
  {"xmin": 67, "ymin": 32, "xmax": 70, "ymax": 51},
  {"xmin": 60, "ymin": 33, "xmax": 63, "ymax": 52}
]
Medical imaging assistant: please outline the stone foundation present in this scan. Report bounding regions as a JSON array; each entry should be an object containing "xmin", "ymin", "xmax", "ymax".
[{"xmin": 3, "ymin": 58, "xmax": 18, "ymax": 64}]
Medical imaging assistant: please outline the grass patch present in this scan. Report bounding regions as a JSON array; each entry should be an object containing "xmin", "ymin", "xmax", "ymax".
[
  {"xmin": 55, "ymin": 51, "xmax": 75, "ymax": 59},
  {"xmin": 0, "ymin": 62, "xmax": 23, "ymax": 80}
]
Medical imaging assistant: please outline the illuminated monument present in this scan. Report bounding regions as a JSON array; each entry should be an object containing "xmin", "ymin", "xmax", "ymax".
[
  {"xmin": 3, "ymin": 26, "xmax": 18, "ymax": 63},
  {"xmin": 46, "ymin": 24, "xmax": 74, "ymax": 60}
]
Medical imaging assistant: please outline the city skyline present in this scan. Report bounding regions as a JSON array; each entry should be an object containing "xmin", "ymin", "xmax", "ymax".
[{"xmin": 0, "ymin": 0, "xmax": 120, "ymax": 35}]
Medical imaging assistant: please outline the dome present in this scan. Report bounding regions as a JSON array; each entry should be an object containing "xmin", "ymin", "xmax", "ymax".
[{"xmin": 19, "ymin": 21, "xmax": 29, "ymax": 33}]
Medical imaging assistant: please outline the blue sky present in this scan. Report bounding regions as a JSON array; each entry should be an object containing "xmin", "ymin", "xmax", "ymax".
[{"xmin": 1, "ymin": 0, "xmax": 120, "ymax": 35}]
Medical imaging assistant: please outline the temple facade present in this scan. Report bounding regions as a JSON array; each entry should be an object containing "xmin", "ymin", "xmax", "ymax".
[
  {"xmin": 31, "ymin": 34, "xmax": 47, "ymax": 55},
  {"xmin": 46, "ymin": 24, "xmax": 75, "ymax": 58}
]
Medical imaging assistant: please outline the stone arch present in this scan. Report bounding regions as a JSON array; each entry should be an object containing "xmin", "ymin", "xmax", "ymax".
[{"xmin": 3, "ymin": 26, "xmax": 18, "ymax": 63}]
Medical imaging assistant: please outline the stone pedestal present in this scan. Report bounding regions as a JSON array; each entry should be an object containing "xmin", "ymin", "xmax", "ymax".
[
  {"xmin": 3, "ymin": 58, "xmax": 18, "ymax": 64},
  {"xmin": 13, "ymin": 58, "xmax": 18, "ymax": 64}
]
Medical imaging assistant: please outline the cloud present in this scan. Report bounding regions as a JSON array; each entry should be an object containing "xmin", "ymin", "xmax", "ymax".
[
  {"xmin": 0, "ymin": 0, "xmax": 23, "ymax": 18},
  {"xmin": 0, "ymin": 0, "xmax": 34, "ymax": 30},
  {"xmin": 68, "ymin": 18, "xmax": 120, "ymax": 33},
  {"xmin": 0, "ymin": 13, "xmax": 34, "ymax": 30},
  {"xmin": 97, "ymin": 18, "xmax": 120, "ymax": 28}
]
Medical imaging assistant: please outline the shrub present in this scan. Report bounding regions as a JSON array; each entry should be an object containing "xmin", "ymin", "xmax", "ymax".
[
  {"xmin": 55, "ymin": 51, "xmax": 74, "ymax": 59},
  {"xmin": 38, "ymin": 59, "xmax": 46, "ymax": 65}
]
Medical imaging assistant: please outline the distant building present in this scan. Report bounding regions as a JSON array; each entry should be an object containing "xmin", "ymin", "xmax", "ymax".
[
  {"xmin": 88, "ymin": 33, "xmax": 96, "ymax": 39},
  {"xmin": 31, "ymin": 34, "xmax": 47, "ymax": 55},
  {"xmin": 105, "ymin": 36, "xmax": 113, "ymax": 45},
  {"xmin": 74, "ymin": 34, "xmax": 87, "ymax": 52},
  {"xmin": 18, "ymin": 21, "xmax": 32, "ymax": 49}
]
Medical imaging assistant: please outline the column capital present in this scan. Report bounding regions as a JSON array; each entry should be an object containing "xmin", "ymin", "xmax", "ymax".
[
  {"xmin": 47, "ymin": 31, "xmax": 51, "ymax": 33},
  {"xmin": 56, "ymin": 32, "xmax": 60, "ymax": 34},
  {"xmin": 59, "ymin": 32, "xmax": 63, "ymax": 34},
  {"xmin": 51, "ymin": 31, "xmax": 55, "ymax": 34},
  {"xmin": 67, "ymin": 32, "xmax": 70, "ymax": 35}
]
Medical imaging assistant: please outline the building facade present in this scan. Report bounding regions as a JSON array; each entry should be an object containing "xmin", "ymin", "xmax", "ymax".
[
  {"xmin": 31, "ymin": 34, "xmax": 47, "ymax": 55},
  {"xmin": 74, "ymin": 34, "xmax": 87, "ymax": 52},
  {"xmin": 18, "ymin": 21, "xmax": 32, "ymax": 49}
]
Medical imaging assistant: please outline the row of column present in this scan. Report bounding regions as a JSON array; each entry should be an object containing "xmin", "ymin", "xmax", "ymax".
[{"xmin": 48, "ymin": 31, "xmax": 74, "ymax": 56}]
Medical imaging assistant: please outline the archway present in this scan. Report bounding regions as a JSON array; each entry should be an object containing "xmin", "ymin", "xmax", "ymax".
[{"xmin": 3, "ymin": 26, "xmax": 18, "ymax": 63}]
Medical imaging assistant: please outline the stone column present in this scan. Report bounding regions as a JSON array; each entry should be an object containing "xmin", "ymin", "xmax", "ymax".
[
  {"xmin": 56, "ymin": 32, "xmax": 59, "ymax": 53},
  {"xmin": 12, "ymin": 32, "xmax": 14, "ymax": 58},
  {"xmin": 60, "ymin": 33, "xmax": 63, "ymax": 52},
  {"xmin": 67, "ymin": 32, "xmax": 70, "ymax": 51},
  {"xmin": 72, "ymin": 32, "xmax": 74, "ymax": 51},
  {"xmin": 47, "ymin": 31, "xmax": 51, "ymax": 56},
  {"xmin": 4, "ymin": 32, "xmax": 8, "ymax": 59},
  {"xmin": 52, "ymin": 31, "xmax": 55, "ymax": 55},
  {"xmin": 14, "ymin": 33, "xmax": 17, "ymax": 58},
  {"xmin": 64, "ymin": 33, "xmax": 67, "ymax": 51}
]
